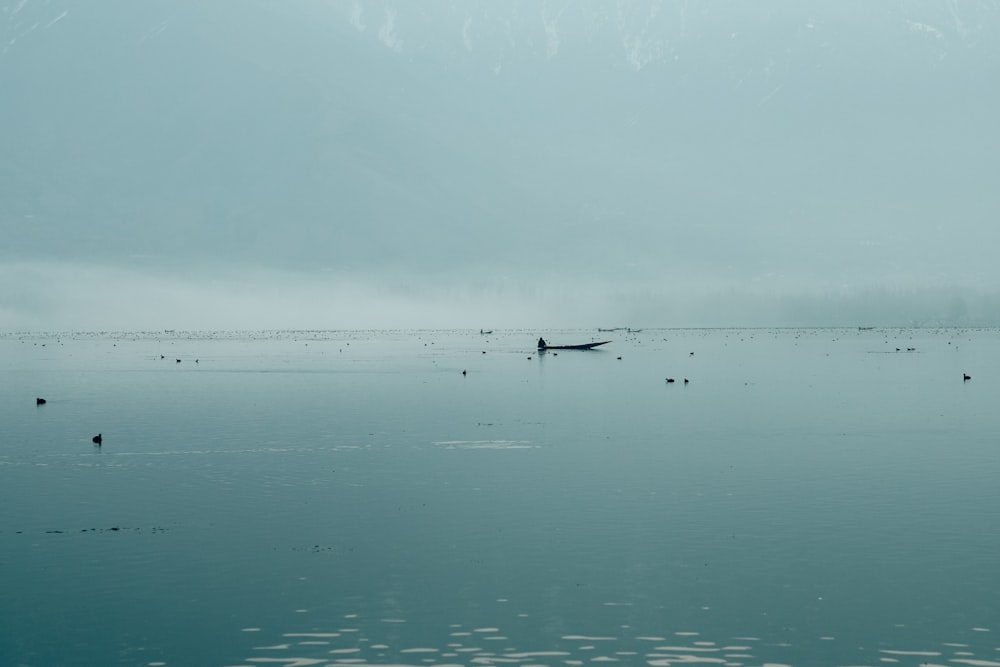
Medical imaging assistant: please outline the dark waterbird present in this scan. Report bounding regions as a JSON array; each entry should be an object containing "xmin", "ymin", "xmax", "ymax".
[
  {"xmin": 92, "ymin": 433, "xmax": 102, "ymax": 445},
  {"xmin": 36, "ymin": 397, "xmax": 46, "ymax": 405},
  {"xmin": 964, "ymin": 373, "xmax": 971, "ymax": 381}
]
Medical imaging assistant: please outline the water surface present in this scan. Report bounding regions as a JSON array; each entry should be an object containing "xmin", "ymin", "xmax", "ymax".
[{"xmin": 2, "ymin": 328, "xmax": 998, "ymax": 666}]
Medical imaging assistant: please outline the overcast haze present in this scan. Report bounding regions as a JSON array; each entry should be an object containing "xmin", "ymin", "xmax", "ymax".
[{"xmin": 2, "ymin": 1, "xmax": 999, "ymax": 330}]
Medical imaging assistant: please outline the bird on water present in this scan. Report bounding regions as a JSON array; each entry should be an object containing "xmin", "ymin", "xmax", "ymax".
[
  {"xmin": 964, "ymin": 373, "xmax": 971, "ymax": 381},
  {"xmin": 36, "ymin": 397, "xmax": 46, "ymax": 405},
  {"xmin": 92, "ymin": 433, "xmax": 102, "ymax": 445}
]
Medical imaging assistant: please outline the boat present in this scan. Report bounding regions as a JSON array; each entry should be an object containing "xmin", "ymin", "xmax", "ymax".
[{"xmin": 537, "ymin": 338, "xmax": 611, "ymax": 351}]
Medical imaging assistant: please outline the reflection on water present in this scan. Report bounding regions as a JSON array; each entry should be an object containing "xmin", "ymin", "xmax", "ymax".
[
  {"xmin": 229, "ymin": 602, "xmax": 998, "ymax": 667},
  {"xmin": 2, "ymin": 328, "xmax": 1000, "ymax": 667}
]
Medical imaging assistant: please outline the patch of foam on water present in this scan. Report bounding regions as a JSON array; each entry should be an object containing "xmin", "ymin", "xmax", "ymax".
[{"xmin": 433, "ymin": 440, "xmax": 536, "ymax": 450}]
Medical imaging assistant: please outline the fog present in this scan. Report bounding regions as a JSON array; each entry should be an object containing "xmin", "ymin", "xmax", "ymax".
[{"xmin": 2, "ymin": 1, "xmax": 999, "ymax": 330}]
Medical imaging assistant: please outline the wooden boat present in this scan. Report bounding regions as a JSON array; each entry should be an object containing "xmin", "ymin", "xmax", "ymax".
[{"xmin": 538, "ymin": 340, "xmax": 611, "ymax": 350}]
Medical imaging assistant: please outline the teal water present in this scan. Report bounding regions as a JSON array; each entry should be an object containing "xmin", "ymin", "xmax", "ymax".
[{"xmin": 1, "ymin": 328, "xmax": 998, "ymax": 667}]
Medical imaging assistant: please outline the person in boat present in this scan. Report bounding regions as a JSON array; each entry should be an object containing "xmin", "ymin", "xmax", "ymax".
[{"xmin": 538, "ymin": 337, "xmax": 547, "ymax": 349}]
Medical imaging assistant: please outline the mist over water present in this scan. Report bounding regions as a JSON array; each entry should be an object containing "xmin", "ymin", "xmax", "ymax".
[
  {"xmin": 3, "ymin": 2, "xmax": 999, "ymax": 658},
  {"xmin": 4, "ymin": 261, "xmax": 1000, "ymax": 332},
  {"xmin": 2, "ymin": 1, "xmax": 1000, "ymax": 330},
  {"xmin": 3, "ymin": 3, "xmax": 999, "ymax": 665}
]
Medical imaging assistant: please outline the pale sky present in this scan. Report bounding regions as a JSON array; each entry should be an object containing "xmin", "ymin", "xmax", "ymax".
[{"xmin": 2, "ymin": 1, "xmax": 998, "ymax": 330}]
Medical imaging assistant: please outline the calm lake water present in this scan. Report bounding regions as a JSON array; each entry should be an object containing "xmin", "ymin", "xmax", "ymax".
[{"xmin": 2, "ymin": 328, "xmax": 998, "ymax": 667}]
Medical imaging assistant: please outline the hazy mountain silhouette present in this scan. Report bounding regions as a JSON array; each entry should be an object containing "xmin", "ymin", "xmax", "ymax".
[{"xmin": 2, "ymin": 1, "xmax": 998, "ymax": 328}]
